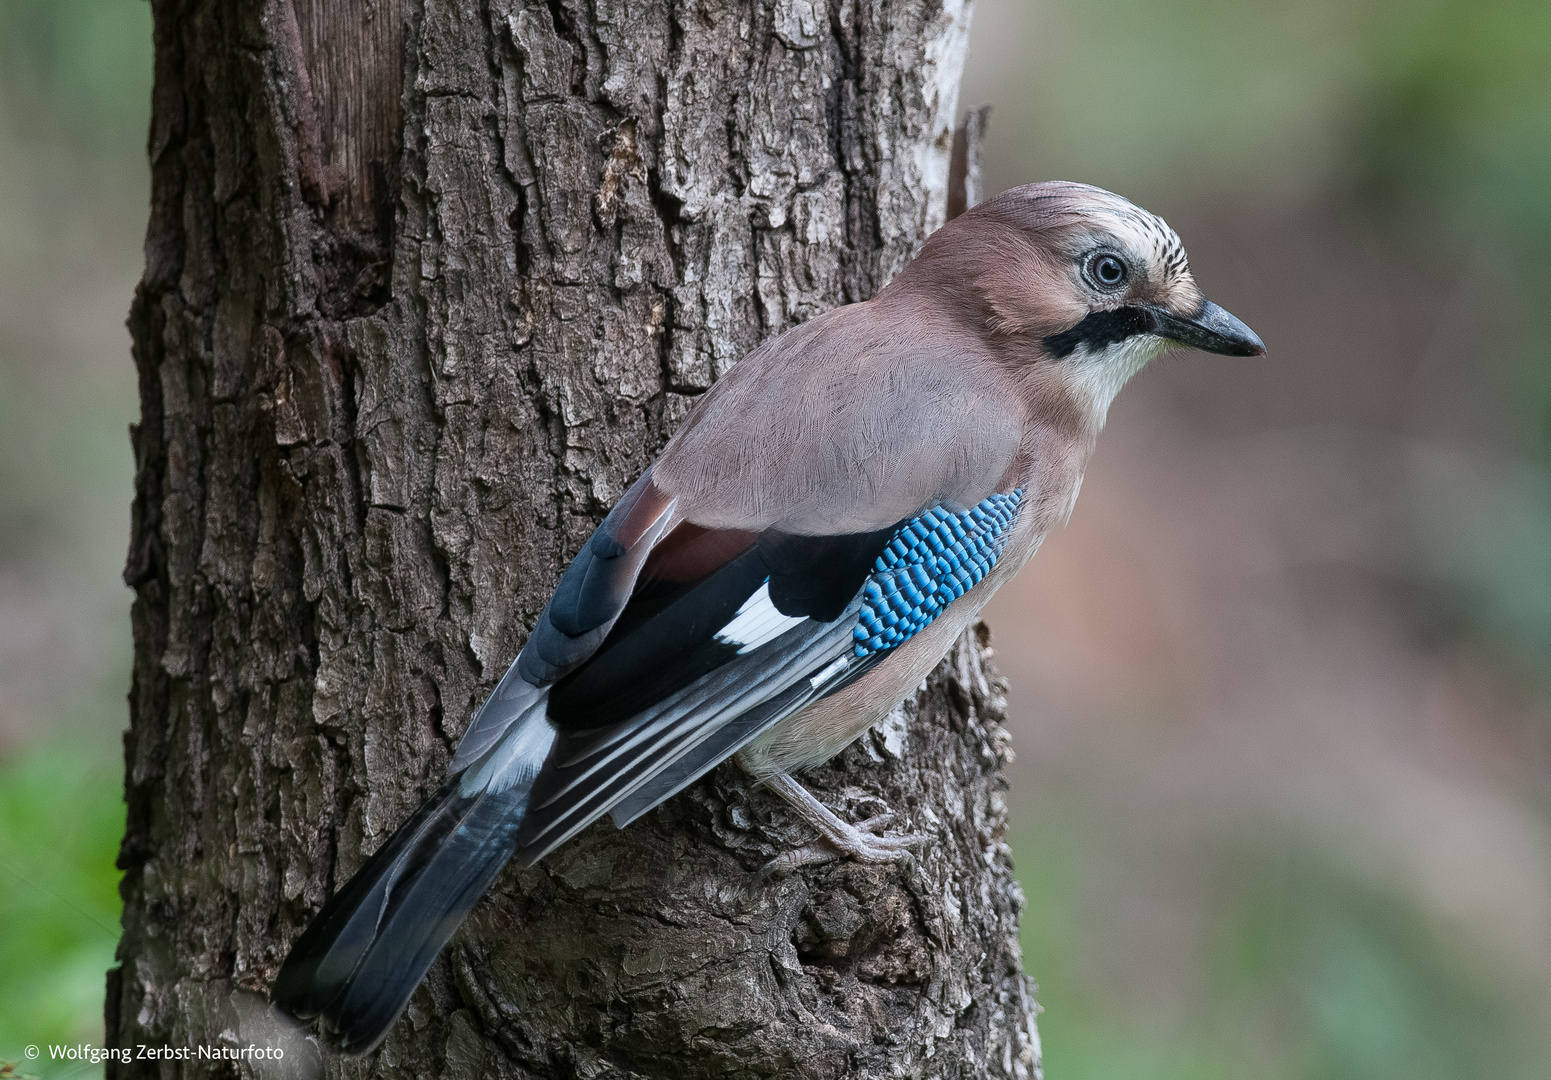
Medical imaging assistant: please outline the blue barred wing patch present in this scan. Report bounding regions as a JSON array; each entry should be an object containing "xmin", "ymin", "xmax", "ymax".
[{"xmin": 854, "ymin": 490, "xmax": 1024, "ymax": 657}]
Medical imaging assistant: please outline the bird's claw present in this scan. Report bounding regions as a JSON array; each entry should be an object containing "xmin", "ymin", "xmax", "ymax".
[
  {"xmin": 755, "ymin": 769, "xmax": 928, "ymax": 877},
  {"xmin": 760, "ymin": 811, "xmax": 926, "ymax": 876}
]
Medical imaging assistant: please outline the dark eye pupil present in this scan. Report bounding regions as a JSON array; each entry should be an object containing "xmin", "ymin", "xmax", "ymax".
[{"xmin": 1095, "ymin": 256, "xmax": 1124, "ymax": 285}]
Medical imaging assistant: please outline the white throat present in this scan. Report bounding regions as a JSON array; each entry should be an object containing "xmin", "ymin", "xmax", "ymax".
[{"xmin": 1058, "ymin": 334, "xmax": 1167, "ymax": 426}]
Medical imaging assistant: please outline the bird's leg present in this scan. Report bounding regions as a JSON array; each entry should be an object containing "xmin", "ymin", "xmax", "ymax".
[{"xmin": 760, "ymin": 770, "xmax": 925, "ymax": 874}]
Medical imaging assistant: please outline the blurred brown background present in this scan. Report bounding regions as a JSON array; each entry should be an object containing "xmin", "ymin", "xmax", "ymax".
[
  {"xmin": 2, "ymin": 0, "xmax": 1549, "ymax": 1077},
  {"xmin": 966, "ymin": 1, "xmax": 1551, "ymax": 1076}
]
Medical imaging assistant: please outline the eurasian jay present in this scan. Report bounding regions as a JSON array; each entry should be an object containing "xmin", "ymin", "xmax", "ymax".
[{"xmin": 272, "ymin": 181, "xmax": 1264, "ymax": 1051}]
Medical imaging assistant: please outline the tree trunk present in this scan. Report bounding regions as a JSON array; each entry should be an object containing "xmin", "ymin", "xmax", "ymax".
[{"xmin": 112, "ymin": 0, "xmax": 1040, "ymax": 1076}]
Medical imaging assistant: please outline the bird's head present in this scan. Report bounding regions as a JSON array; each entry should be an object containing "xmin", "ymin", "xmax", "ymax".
[{"xmin": 900, "ymin": 180, "xmax": 1264, "ymax": 423}]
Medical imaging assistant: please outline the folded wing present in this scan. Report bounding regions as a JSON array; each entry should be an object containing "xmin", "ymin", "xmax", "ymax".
[{"xmin": 499, "ymin": 488, "xmax": 1029, "ymax": 863}]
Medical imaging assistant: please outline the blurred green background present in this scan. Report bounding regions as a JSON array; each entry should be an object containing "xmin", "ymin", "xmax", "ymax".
[
  {"xmin": 0, "ymin": 0, "xmax": 149, "ymax": 1075},
  {"xmin": 0, "ymin": 0, "xmax": 1548, "ymax": 1076}
]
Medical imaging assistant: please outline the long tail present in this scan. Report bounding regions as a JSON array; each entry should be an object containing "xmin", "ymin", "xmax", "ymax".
[{"xmin": 272, "ymin": 699, "xmax": 553, "ymax": 1053}]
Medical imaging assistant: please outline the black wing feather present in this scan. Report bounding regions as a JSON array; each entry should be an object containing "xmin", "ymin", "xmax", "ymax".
[
  {"xmin": 759, "ymin": 526, "xmax": 895, "ymax": 620},
  {"xmin": 545, "ymin": 545, "xmax": 769, "ymax": 729}
]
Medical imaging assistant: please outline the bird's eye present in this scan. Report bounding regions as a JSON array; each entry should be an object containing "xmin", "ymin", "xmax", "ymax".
[{"xmin": 1086, "ymin": 253, "xmax": 1128, "ymax": 289}]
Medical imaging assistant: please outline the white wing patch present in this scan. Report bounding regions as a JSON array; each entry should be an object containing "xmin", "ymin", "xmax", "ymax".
[
  {"xmin": 715, "ymin": 581, "xmax": 805, "ymax": 654},
  {"xmin": 808, "ymin": 654, "xmax": 851, "ymax": 689}
]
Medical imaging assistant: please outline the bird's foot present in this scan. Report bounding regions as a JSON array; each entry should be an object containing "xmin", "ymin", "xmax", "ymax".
[{"xmin": 759, "ymin": 770, "xmax": 925, "ymax": 876}]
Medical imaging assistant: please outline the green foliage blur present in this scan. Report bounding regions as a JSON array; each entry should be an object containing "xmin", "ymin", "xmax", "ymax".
[
  {"xmin": 1355, "ymin": 0, "xmax": 1551, "ymax": 276},
  {"xmin": 0, "ymin": 0, "xmax": 151, "ymax": 1074},
  {"xmin": 1354, "ymin": 0, "xmax": 1551, "ymax": 678},
  {"xmin": 0, "ymin": 748, "xmax": 125, "ymax": 1059},
  {"xmin": 0, "ymin": 0, "xmax": 153, "ymax": 154},
  {"xmin": 1015, "ymin": 808, "xmax": 1551, "ymax": 1080}
]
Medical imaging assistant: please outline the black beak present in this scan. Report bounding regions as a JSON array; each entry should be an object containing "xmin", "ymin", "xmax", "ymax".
[{"xmin": 1152, "ymin": 300, "xmax": 1265, "ymax": 357}]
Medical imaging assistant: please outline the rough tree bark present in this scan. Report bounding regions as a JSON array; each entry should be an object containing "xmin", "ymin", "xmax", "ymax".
[{"xmin": 112, "ymin": 0, "xmax": 1040, "ymax": 1076}]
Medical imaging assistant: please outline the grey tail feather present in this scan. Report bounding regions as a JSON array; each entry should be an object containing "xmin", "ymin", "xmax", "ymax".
[{"xmin": 272, "ymin": 715, "xmax": 553, "ymax": 1054}]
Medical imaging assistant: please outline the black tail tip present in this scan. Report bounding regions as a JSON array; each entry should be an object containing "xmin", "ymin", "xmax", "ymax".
[{"xmin": 266, "ymin": 995, "xmax": 395, "ymax": 1058}]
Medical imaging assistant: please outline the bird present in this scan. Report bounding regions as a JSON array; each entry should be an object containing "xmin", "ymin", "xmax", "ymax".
[{"xmin": 271, "ymin": 180, "xmax": 1264, "ymax": 1052}]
